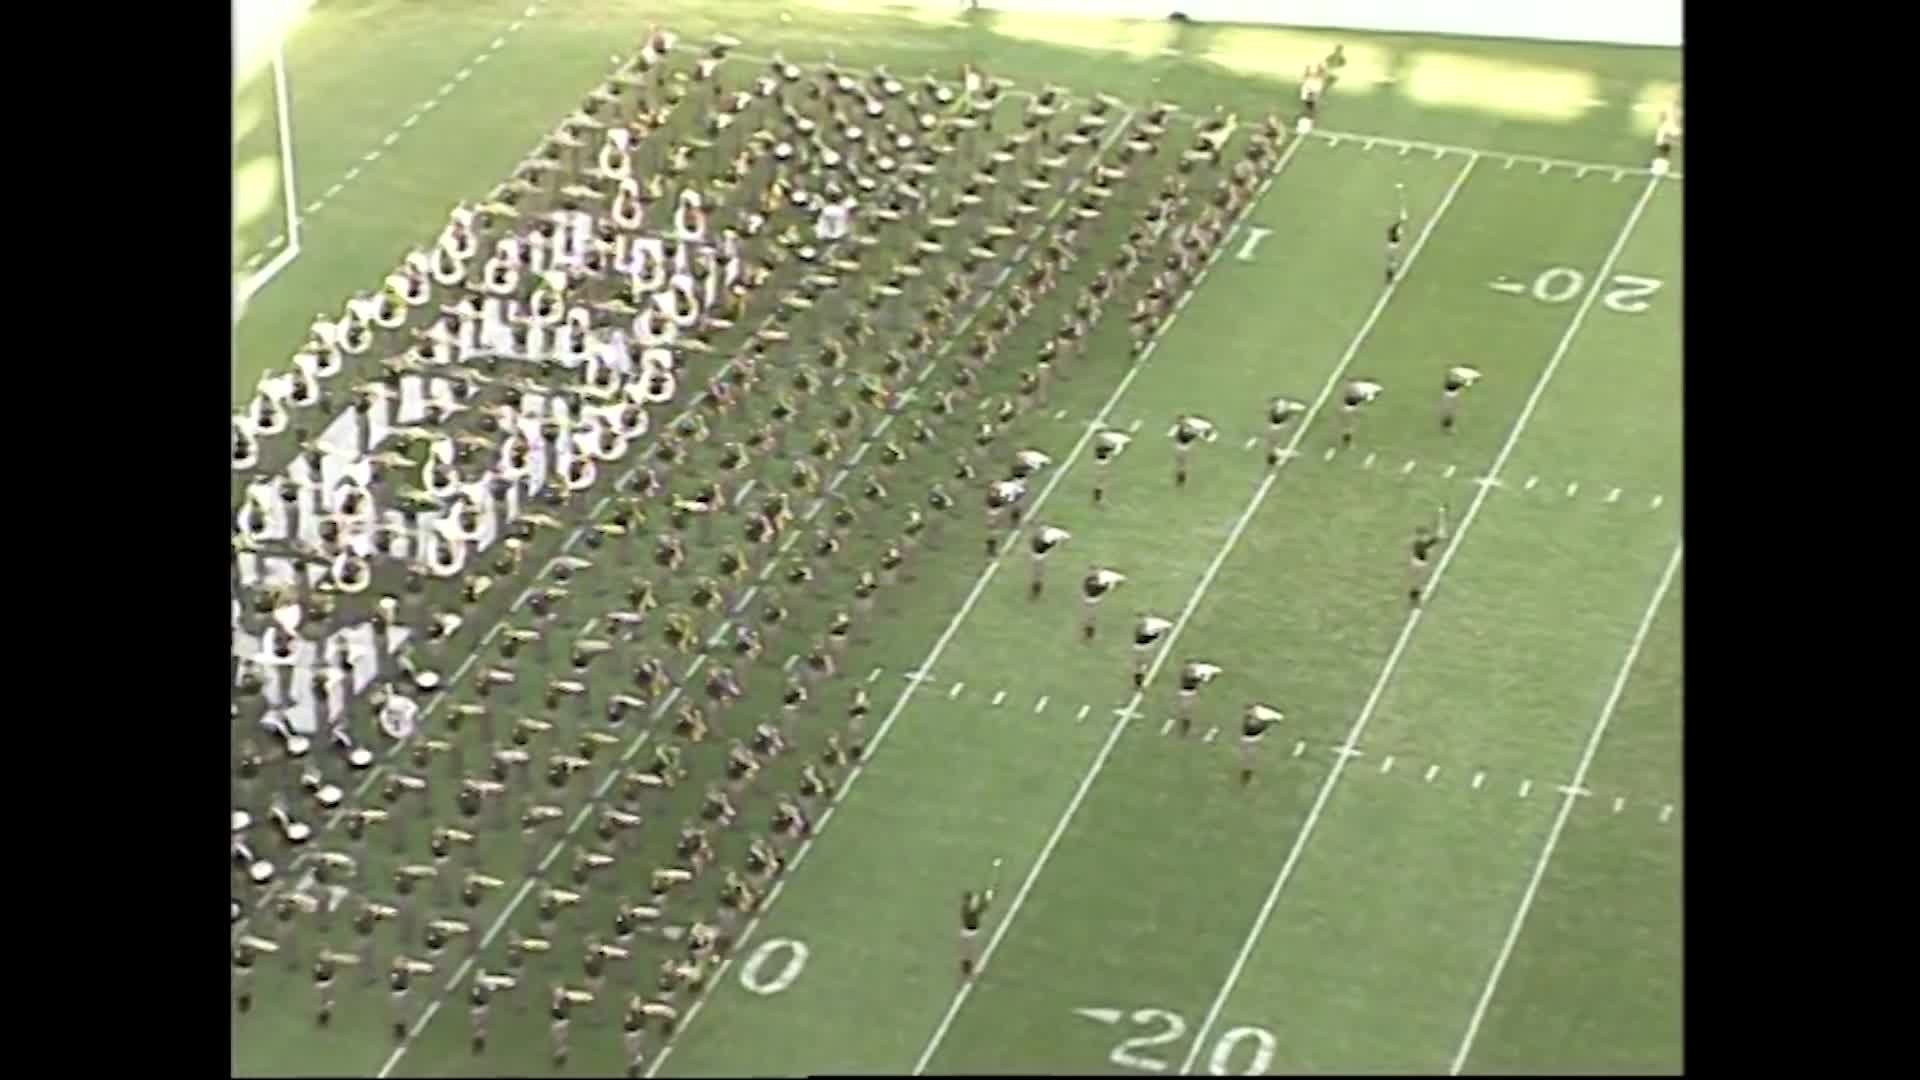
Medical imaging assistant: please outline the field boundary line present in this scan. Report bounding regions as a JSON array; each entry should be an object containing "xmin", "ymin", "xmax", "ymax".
[
  {"xmin": 911, "ymin": 149, "xmax": 1482, "ymax": 1075},
  {"xmin": 1447, "ymin": 541, "xmax": 1682, "ymax": 1075},
  {"xmin": 1173, "ymin": 172, "xmax": 1665, "ymax": 1074}
]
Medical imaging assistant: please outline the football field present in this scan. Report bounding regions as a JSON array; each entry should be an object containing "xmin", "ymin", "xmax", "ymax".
[{"xmin": 232, "ymin": 2, "xmax": 1681, "ymax": 1074}]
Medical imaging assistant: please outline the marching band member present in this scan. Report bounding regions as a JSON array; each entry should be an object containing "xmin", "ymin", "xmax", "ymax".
[
  {"xmin": 1652, "ymin": 104, "xmax": 1681, "ymax": 175},
  {"xmin": 1028, "ymin": 525, "xmax": 1070, "ymax": 599},
  {"xmin": 1340, "ymin": 378, "xmax": 1384, "ymax": 449},
  {"xmin": 1080, "ymin": 566, "xmax": 1128, "ymax": 641},
  {"xmin": 1168, "ymin": 414, "xmax": 1218, "ymax": 487},
  {"xmin": 1440, "ymin": 365, "xmax": 1481, "ymax": 433},
  {"xmin": 1090, "ymin": 429, "xmax": 1131, "ymax": 505},
  {"xmin": 1130, "ymin": 614, "xmax": 1174, "ymax": 689},
  {"xmin": 1174, "ymin": 660, "xmax": 1225, "ymax": 736},
  {"xmin": 1240, "ymin": 704, "xmax": 1286, "ymax": 785}
]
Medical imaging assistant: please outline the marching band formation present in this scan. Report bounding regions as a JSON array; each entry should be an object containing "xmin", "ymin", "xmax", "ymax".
[{"xmin": 230, "ymin": 27, "xmax": 1314, "ymax": 1072}]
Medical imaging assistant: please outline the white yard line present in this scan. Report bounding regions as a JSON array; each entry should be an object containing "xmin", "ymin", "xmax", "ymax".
[
  {"xmin": 1448, "ymin": 541, "xmax": 1682, "ymax": 1075},
  {"xmin": 1173, "ymin": 174, "xmax": 1664, "ymax": 1075},
  {"xmin": 913, "ymin": 149, "xmax": 1479, "ymax": 1076}
]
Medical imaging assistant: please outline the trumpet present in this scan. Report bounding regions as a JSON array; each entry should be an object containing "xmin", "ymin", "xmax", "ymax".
[
  {"xmin": 398, "ymin": 864, "xmax": 439, "ymax": 882},
  {"xmin": 316, "ymin": 851, "xmax": 357, "ymax": 873},
  {"xmin": 524, "ymin": 804, "xmax": 565, "ymax": 825},
  {"xmin": 319, "ymin": 949, "xmax": 362, "ymax": 966},
  {"xmin": 367, "ymin": 903, "xmax": 398, "ymax": 921},
  {"xmin": 238, "ymin": 935, "xmax": 280, "ymax": 954},
  {"xmin": 516, "ymin": 935, "xmax": 553, "ymax": 954},
  {"xmin": 477, "ymin": 972, "xmax": 517, "ymax": 992},
  {"xmin": 402, "ymin": 958, "xmax": 437, "ymax": 976},
  {"xmin": 545, "ymin": 887, "xmax": 583, "ymax": 908},
  {"xmin": 466, "ymin": 872, "xmax": 504, "ymax": 892},
  {"xmin": 593, "ymin": 942, "xmax": 631, "ymax": 961},
  {"xmin": 428, "ymin": 918, "xmax": 473, "ymax": 937}
]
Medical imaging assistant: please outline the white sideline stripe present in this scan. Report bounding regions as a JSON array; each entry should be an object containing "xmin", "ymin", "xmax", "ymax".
[
  {"xmin": 1174, "ymin": 174, "xmax": 1663, "ymax": 1076},
  {"xmin": 641, "ymin": 107, "xmax": 1140, "ymax": 1079},
  {"xmin": 1448, "ymin": 542, "xmax": 1682, "ymax": 1074},
  {"xmin": 915, "ymin": 145, "xmax": 1468, "ymax": 1076}
]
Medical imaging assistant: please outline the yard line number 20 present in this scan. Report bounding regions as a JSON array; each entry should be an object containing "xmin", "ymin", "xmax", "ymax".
[
  {"xmin": 1530, "ymin": 267, "xmax": 1664, "ymax": 313},
  {"xmin": 1106, "ymin": 1009, "xmax": 1279, "ymax": 1075}
]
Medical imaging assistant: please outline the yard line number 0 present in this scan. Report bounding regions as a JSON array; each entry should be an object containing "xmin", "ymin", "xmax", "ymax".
[
  {"xmin": 1530, "ymin": 267, "xmax": 1664, "ymax": 313},
  {"xmin": 1098, "ymin": 1008, "xmax": 1278, "ymax": 1074},
  {"xmin": 738, "ymin": 938, "xmax": 809, "ymax": 996}
]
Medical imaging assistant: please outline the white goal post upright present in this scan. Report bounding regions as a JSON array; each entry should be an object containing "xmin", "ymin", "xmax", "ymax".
[{"xmin": 236, "ymin": 41, "xmax": 303, "ymax": 316}]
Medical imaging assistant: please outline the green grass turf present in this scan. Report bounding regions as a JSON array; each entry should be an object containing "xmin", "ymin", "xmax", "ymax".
[{"xmin": 232, "ymin": 2, "xmax": 1682, "ymax": 1075}]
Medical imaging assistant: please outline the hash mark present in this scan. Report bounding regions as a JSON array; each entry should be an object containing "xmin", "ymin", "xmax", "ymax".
[
  {"xmin": 1076, "ymin": 704, "xmax": 1091, "ymax": 721},
  {"xmin": 1363, "ymin": 139, "xmax": 1376, "ymax": 150},
  {"xmin": 1442, "ymin": 464, "xmax": 1457, "ymax": 479},
  {"xmin": 1323, "ymin": 446, "xmax": 1337, "ymax": 461},
  {"xmin": 383, "ymin": 131, "xmax": 400, "ymax": 147},
  {"xmin": 1380, "ymin": 755, "xmax": 1394, "ymax": 774},
  {"xmin": 1203, "ymin": 727, "xmax": 1218, "ymax": 742},
  {"xmin": 1328, "ymin": 136, "xmax": 1342, "ymax": 148},
  {"xmin": 1519, "ymin": 779, "xmax": 1533, "ymax": 797},
  {"xmin": 1432, "ymin": 146, "xmax": 1444, "ymax": 160},
  {"xmin": 1053, "ymin": 409, "xmax": 1067, "ymax": 420},
  {"xmin": 474, "ymin": 52, "xmax": 491, "ymax": 65},
  {"xmin": 1398, "ymin": 143, "xmax": 1411, "ymax": 157},
  {"xmin": 491, "ymin": 36, "xmax": 507, "ymax": 48},
  {"xmin": 949, "ymin": 682, "xmax": 964, "ymax": 699},
  {"xmin": 1558, "ymin": 784, "xmax": 1592, "ymax": 798},
  {"xmin": 1650, "ymin": 494, "xmax": 1664, "ymax": 509},
  {"xmin": 991, "ymin": 690, "xmax": 1006, "ymax": 707},
  {"xmin": 866, "ymin": 667, "xmax": 883, "ymax": 684},
  {"xmin": 1034, "ymin": 696, "xmax": 1049, "ymax": 713},
  {"xmin": 1538, "ymin": 159, "xmax": 1551, "ymax": 174},
  {"xmin": 1244, "ymin": 437, "xmax": 1259, "ymax": 450},
  {"xmin": 1471, "ymin": 771, "xmax": 1485, "ymax": 790},
  {"xmin": 455, "ymin": 68, "xmax": 472, "ymax": 81},
  {"xmin": 1566, "ymin": 482, "xmax": 1579, "ymax": 497},
  {"xmin": 1423, "ymin": 764, "xmax": 1440, "ymax": 783},
  {"xmin": 1606, "ymin": 488, "xmax": 1622, "ymax": 503},
  {"xmin": 305, "ymin": 201, "xmax": 323, "ymax": 214},
  {"xmin": 1292, "ymin": 740, "xmax": 1305, "ymax": 758},
  {"xmin": 782, "ymin": 655, "xmax": 798, "ymax": 672},
  {"xmin": 1401, "ymin": 459, "xmax": 1416, "ymax": 474},
  {"xmin": 1160, "ymin": 716, "xmax": 1176, "ymax": 736},
  {"xmin": 1363, "ymin": 452, "xmax": 1377, "ymax": 468},
  {"xmin": 325, "ymin": 183, "xmax": 344, "ymax": 198},
  {"xmin": 267, "ymin": 235, "xmax": 285, "ymax": 249},
  {"xmin": 1524, "ymin": 475, "xmax": 1539, "ymax": 490},
  {"xmin": 510, "ymin": 20, "xmax": 524, "ymax": 31},
  {"xmin": 1612, "ymin": 796, "xmax": 1626, "ymax": 814},
  {"xmin": 1576, "ymin": 166, "xmax": 1590, "ymax": 179},
  {"xmin": 1659, "ymin": 804, "xmax": 1674, "ymax": 823},
  {"xmin": 363, "ymin": 150, "xmax": 381, "ymax": 162},
  {"xmin": 438, "ymin": 82, "xmax": 456, "ymax": 97},
  {"xmin": 344, "ymin": 167, "xmax": 361, "ymax": 181},
  {"xmin": 1612, "ymin": 169, "xmax": 1625, "ymax": 182},
  {"xmin": 1127, "ymin": 419, "xmax": 1143, "ymax": 433}
]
